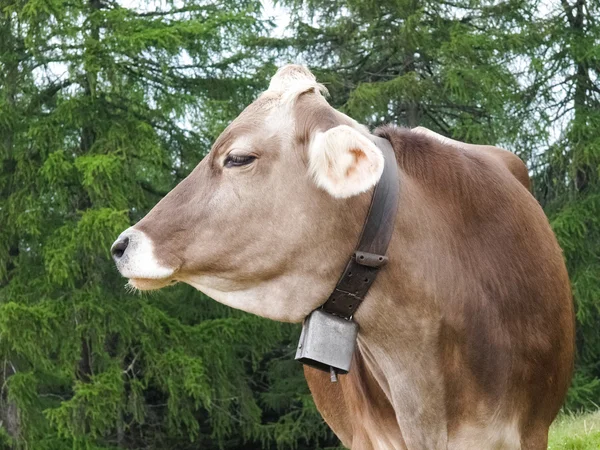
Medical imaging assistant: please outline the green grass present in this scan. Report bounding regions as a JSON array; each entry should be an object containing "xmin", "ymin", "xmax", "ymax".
[{"xmin": 548, "ymin": 411, "xmax": 600, "ymax": 449}]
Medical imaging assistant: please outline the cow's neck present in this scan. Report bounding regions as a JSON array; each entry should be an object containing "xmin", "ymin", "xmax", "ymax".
[{"xmin": 305, "ymin": 159, "xmax": 449, "ymax": 449}]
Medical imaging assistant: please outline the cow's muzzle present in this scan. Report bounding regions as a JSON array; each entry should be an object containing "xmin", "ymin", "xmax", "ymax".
[{"xmin": 110, "ymin": 228, "xmax": 176, "ymax": 283}]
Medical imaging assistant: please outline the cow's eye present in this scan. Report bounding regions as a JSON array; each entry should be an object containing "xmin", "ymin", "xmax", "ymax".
[{"xmin": 224, "ymin": 154, "xmax": 256, "ymax": 168}]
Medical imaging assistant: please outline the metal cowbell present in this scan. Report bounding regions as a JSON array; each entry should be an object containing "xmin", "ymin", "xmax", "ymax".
[{"xmin": 295, "ymin": 309, "xmax": 359, "ymax": 374}]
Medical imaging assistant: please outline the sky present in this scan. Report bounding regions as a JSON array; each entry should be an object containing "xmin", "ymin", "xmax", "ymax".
[{"xmin": 261, "ymin": 0, "xmax": 291, "ymax": 37}]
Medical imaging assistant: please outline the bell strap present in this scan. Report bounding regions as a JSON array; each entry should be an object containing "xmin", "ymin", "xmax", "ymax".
[{"xmin": 322, "ymin": 136, "xmax": 400, "ymax": 318}]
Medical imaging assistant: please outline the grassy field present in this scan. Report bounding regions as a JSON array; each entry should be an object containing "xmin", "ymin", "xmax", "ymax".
[{"xmin": 548, "ymin": 411, "xmax": 600, "ymax": 449}]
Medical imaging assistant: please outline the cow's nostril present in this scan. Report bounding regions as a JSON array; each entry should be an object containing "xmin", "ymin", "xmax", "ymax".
[{"xmin": 111, "ymin": 236, "xmax": 130, "ymax": 260}]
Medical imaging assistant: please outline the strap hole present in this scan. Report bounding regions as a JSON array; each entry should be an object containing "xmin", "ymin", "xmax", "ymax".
[
  {"xmin": 359, "ymin": 255, "xmax": 364, "ymax": 259},
  {"xmin": 364, "ymin": 278, "xmax": 369, "ymax": 282},
  {"xmin": 348, "ymin": 304, "xmax": 353, "ymax": 309},
  {"xmin": 332, "ymin": 299, "xmax": 336, "ymax": 303},
  {"xmin": 379, "ymin": 257, "xmax": 383, "ymax": 261},
  {"xmin": 348, "ymin": 272, "xmax": 353, "ymax": 276}
]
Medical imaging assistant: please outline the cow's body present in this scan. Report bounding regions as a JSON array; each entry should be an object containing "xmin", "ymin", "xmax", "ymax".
[
  {"xmin": 305, "ymin": 126, "xmax": 574, "ymax": 450},
  {"xmin": 112, "ymin": 65, "xmax": 574, "ymax": 449}
]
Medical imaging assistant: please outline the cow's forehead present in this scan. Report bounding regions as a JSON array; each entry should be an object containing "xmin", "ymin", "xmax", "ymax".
[
  {"xmin": 209, "ymin": 94, "xmax": 282, "ymax": 154},
  {"xmin": 210, "ymin": 65, "xmax": 329, "ymax": 154}
]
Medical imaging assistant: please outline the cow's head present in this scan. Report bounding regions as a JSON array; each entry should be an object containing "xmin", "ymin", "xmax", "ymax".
[{"xmin": 111, "ymin": 65, "xmax": 386, "ymax": 322}]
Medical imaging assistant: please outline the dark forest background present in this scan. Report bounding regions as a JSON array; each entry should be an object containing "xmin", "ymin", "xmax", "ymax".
[{"xmin": 1, "ymin": 0, "xmax": 599, "ymax": 448}]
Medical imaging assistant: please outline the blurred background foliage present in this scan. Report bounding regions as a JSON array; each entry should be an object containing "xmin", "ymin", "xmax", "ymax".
[{"xmin": 0, "ymin": 0, "xmax": 598, "ymax": 448}]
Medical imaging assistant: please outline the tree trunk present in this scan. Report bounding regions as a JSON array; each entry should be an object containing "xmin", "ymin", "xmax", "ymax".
[
  {"xmin": 0, "ymin": 13, "xmax": 22, "ymax": 445},
  {"xmin": 567, "ymin": 0, "xmax": 592, "ymax": 192}
]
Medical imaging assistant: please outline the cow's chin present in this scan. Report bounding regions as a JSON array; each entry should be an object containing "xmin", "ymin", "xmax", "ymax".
[{"xmin": 128, "ymin": 277, "xmax": 174, "ymax": 291}]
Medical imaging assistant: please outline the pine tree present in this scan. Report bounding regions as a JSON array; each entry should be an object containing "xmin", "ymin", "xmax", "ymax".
[
  {"xmin": 273, "ymin": 0, "xmax": 535, "ymax": 147},
  {"xmin": 0, "ymin": 1, "xmax": 335, "ymax": 448}
]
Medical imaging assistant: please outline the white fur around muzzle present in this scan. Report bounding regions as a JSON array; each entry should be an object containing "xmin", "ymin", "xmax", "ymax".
[{"xmin": 113, "ymin": 228, "xmax": 174, "ymax": 280}]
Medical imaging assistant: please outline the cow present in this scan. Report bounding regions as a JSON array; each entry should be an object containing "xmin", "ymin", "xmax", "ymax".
[{"xmin": 111, "ymin": 65, "xmax": 574, "ymax": 449}]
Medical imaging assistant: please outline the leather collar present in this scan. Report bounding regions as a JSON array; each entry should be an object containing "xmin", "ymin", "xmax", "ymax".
[{"xmin": 322, "ymin": 136, "xmax": 400, "ymax": 319}]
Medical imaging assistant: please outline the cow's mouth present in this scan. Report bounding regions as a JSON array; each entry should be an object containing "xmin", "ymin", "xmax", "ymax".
[{"xmin": 128, "ymin": 277, "xmax": 177, "ymax": 291}]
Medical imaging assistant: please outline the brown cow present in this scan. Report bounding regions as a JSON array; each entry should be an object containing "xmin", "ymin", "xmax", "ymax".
[{"xmin": 111, "ymin": 65, "xmax": 574, "ymax": 449}]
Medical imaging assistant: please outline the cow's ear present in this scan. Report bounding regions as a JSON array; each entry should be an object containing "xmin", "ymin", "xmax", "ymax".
[{"xmin": 308, "ymin": 125, "xmax": 384, "ymax": 198}]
